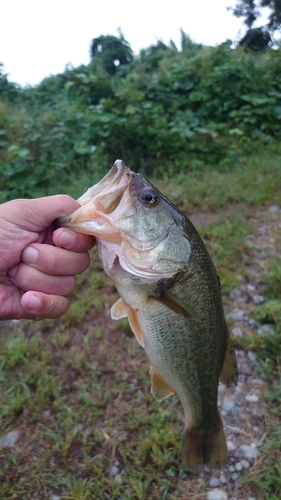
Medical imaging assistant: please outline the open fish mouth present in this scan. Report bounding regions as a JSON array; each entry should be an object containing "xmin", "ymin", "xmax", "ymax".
[{"xmin": 55, "ymin": 160, "xmax": 136, "ymax": 240}]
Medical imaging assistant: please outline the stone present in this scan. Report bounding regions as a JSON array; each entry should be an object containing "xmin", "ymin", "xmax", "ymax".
[
  {"xmin": 235, "ymin": 462, "xmax": 242, "ymax": 471},
  {"xmin": 209, "ymin": 477, "xmax": 221, "ymax": 488},
  {"xmin": 269, "ymin": 205, "xmax": 280, "ymax": 213},
  {"xmin": 240, "ymin": 459, "xmax": 250, "ymax": 469},
  {"xmin": 0, "ymin": 430, "xmax": 20, "ymax": 449},
  {"xmin": 226, "ymin": 440, "xmax": 236, "ymax": 452},
  {"xmin": 253, "ymin": 295, "xmax": 266, "ymax": 305},
  {"xmin": 51, "ymin": 496, "xmax": 61, "ymax": 500},
  {"xmin": 231, "ymin": 327, "xmax": 243, "ymax": 337},
  {"xmin": 114, "ymin": 474, "xmax": 122, "ymax": 484},
  {"xmin": 42, "ymin": 410, "xmax": 51, "ymax": 419},
  {"xmin": 247, "ymin": 351, "xmax": 257, "ymax": 362},
  {"xmin": 239, "ymin": 444, "xmax": 257, "ymax": 460},
  {"xmin": 222, "ymin": 398, "xmax": 235, "ymax": 412},
  {"xmin": 226, "ymin": 309, "xmax": 246, "ymax": 321},
  {"xmin": 110, "ymin": 465, "xmax": 120, "ymax": 476},
  {"xmin": 257, "ymin": 324, "xmax": 275, "ymax": 336},
  {"xmin": 250, "ymin": 378, "xmax": 263, "ymax": 386},
  {"xmin": 228, "ymin": 289, "xmax": 241, "ymax": 300},
  {"xmin": 247, "ymin": 284, "xmax": 256, "ymax": 292},
  {"xmin": 207, "ymin": 489, "xmax": 228, "ymax": 500},
  {"xmin": 219, "ymin": 474, "xmax": 227, "ymax": 484},
  {"xmin": 245, "ymin": 394, "xmax": 259, "ymax": 403}
]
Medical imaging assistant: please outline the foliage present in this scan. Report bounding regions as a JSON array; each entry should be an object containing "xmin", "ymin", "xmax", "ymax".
[
  {"xmin": 90, "ymin": 33, "xmax": 134, "ymax": 75},
  {"xmin": 1, "ymin": 39, "xmax": 281, "ymax": 201},
  {"xmin": 0, "ymin": 63, "xmax": 20, "ymax": 103},
  {"xmin": 239, "ymin": 27, "xmax": 273, "ymax": 50}
]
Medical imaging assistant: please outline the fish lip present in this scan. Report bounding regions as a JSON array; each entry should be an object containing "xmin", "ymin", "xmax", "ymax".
[{"xmin": 55, "ymin": 159, "xmax": 135, "ymax": 234}]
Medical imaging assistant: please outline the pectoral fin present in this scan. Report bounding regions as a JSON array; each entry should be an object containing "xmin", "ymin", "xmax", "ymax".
[
  {"xmin": 151, "ymin": 284, "xmax": 201, "ymax": 322},
  {"xmin": 219, "ymin": 328, "xmax": 238, "ymax": 387},
  {"xmin": 111, "ymin": 297, "xmax": 128, "ymax": 320},
  {"xmin": 150, "ymin": 366, "xmax": 175, "ymax": 401}
]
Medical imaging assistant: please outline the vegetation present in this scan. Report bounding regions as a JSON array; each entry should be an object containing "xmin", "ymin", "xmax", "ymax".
[
  {"xmin": 1, "ymin": 36, "xmax": 281, "ymax": 200},
  {"xmin": 0, "ymin": 34, "xmax": 281, "ymax": 498}
]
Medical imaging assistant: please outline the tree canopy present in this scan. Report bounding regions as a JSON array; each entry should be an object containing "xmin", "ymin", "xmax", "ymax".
[
  {"xmin": 231, "ymin": 0, "xmax": 281, "ymax": 50},
  {"xmin": 90, "ymin": 34, "xmax": 134, "ymax": 75}
]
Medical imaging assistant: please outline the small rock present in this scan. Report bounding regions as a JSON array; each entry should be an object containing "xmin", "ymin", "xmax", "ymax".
[
  {"xmin": 42, "ymin": 410, "xmax": 51, "ymax": 419},
  {"xmin": 257, "ymin": 324, "xmax": 275, "ymax": 336},
  {"xmin": 226, "ymin": 309, "xmax": 246, "ymax": 321},
  {"xmin": 269, "ymin": 205, "xmax": 280, "ymax": 213},
  {"xmin": 240, "ymin": 444, "xmax": 257, "ymax": 460},
  {"xmin": 240, "ymin": 459, "xmax": 250, "ymax": 469},
  {"xmin": 247, "ymin": 497, "xmax": 256, "ymax": 500},
  {"xmin": 222, "ymin": 398, "xmax": 235, "ymax": 412},
  {"xmin": 228, "ymin": 465, "xmax": 235, "ymax": 472},
  {"xmin": 219, "ymin": 474, "xmax": 227, "ymax": 484},
  {"xmin": 231, "ymin": 327, "xmax": 243, "ymax": 337},
  {"xmin": 209, "ymin": 477, "xmax": 221, "ymax": 488},
  {"xmin": 51, "ymin": 496, "xmax": 61, "ymax": 500},
  {"xmin": 245, "ymin": 394, "xmax": 259, "ymax": 403},
  {"xmin": 247, "ymin": 284, "xmax": 256, "ymax": 292},
  {"xmin": 229, "ymin": 289, "xmax": 241, "ymax": 300},
  {"xmin": 232, "ymin": 473, "xmax": 239, "ymax": 481},
  {"xmin": 0, "ymin": 430, "xmax": 20, "ymax": 449},
  {"xmin": 75, "ymin": 423, "xmax": 84, "ymax": 433},
  {"xmin": 207, "ymin": 489, "xmax": 228, "ymax": 500},
  {"xmin": 259, "ymin": 251, "xmax": 269, "ymax": 259},
  {"xmin": 114, "ymin": 474, "xmax": 122, "ymax": 484},
  {"xmin": 227, "ymin": 440, "xmax": 236, "ymax": 452},
  {"xmin": 247, "ymin": 351, "xmax": 257, "ymax": 362},
  {"xmin": 253, "ymin": 295, "xmax": 266, "ymax": 305},
  {"xmin": 235, "ymin": 462, "xmax": 242, "ymax": 471},
  {"xmin": 250, "ymin": 378, "xmax": 263, "ymax": 386},
  {"xmin": 110, "ymin": 465, "xmax": 120, "ymax": 476},
  {"xmin": 248, "ymin": 318, "xmax": 259, "ymax": 328}
]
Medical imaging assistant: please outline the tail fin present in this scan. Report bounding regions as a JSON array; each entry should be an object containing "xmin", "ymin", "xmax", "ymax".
[{"xmin": 182, "ymin": 412, "xmax": 227, "ymax": 470}]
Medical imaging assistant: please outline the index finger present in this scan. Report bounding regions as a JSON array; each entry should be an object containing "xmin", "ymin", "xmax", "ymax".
[{"xmin": 52, "ymin": 227, "xmax": 96, "ymax": 252}]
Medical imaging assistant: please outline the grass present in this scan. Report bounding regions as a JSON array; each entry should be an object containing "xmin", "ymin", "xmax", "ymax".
[{"xmin": 0, "ymin": 142, "xmax": 281, "ymax": 498}]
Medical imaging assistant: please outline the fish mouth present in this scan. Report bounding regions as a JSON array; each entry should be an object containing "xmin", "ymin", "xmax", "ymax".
[{"xmin": 55, "ymin": 159, "xmax": 136, "ymax": 240}]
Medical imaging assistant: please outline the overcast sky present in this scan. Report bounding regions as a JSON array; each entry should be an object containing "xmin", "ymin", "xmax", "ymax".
[{"xmin": 1, "ymin": 0, "xmax": 247, "ymax": 87}]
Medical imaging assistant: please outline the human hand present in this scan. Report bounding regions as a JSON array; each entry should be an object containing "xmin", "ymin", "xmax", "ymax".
[{"xmin": 0, "ymin": 195, "xmax": 95, "ymax": 320}]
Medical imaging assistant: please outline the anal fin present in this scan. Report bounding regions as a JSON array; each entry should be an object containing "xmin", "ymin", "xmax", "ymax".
[{"xmin": 150, "ymin": 366, "xmax": 175, "ymax": 401}]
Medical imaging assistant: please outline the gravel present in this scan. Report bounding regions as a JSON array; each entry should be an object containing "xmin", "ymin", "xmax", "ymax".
[
  {"xmin": 207, "ymin": 489, "xmax": 228, "ymax": 500},
  {"xmin": 0, "ymin": 430, "xmax": 20, "ymax": 449}
]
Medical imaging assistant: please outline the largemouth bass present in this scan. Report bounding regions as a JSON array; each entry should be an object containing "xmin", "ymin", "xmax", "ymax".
[{"xmin": 56, "ymin": 159, "xmax": 238, "ymax": 469}]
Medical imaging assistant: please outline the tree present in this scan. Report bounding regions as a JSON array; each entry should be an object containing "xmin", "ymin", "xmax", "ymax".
[
  {"xmin": 230, "ymin": 0, "xmax": 281, "ymax": 50},
  {"xmin": 90, "ymin": 34, "xmax": 134, "ymax": 75}
]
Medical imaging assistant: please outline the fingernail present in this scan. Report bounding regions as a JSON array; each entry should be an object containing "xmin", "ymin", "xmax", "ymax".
[
  {"xmin": 27, "ymin": 295, "xmax": 42, "ymax": 310},
  {"xmin": 22, "ymin": 246, "xmax": 38, "ymax": 264},
  {"xmin": 57, "ymin": 230, "xmax": 76, "ymax": 248},
  {"xmin": 8, "ymin": 264, "xmax": 19, "ymax": 278}
]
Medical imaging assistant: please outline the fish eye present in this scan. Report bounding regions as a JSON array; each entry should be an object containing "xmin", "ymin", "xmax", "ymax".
[{"xmin": 141, "ymin": 189, "xmax": 158, "ymax": 206}]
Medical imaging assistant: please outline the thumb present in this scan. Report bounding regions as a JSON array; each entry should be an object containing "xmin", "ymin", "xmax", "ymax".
[{"xmin": 5, "ymin": 195, "xmax": 80, "ymax": 232}]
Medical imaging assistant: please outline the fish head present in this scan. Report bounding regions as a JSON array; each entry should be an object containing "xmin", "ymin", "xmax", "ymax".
[{"xmin": 56, "ymin": 160, "xmax": 191, "ymax": 280}]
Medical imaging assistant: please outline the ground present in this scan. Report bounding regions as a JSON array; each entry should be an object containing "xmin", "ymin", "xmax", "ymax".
[{"xmin": 0, "ymin": 203, "xmax": 280, "ymax": 500}]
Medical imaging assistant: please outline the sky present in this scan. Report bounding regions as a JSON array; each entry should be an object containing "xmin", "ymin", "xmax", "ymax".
[{"xmin": 1, "ymin": 0, "xmax": 247, "ymax": 87}]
